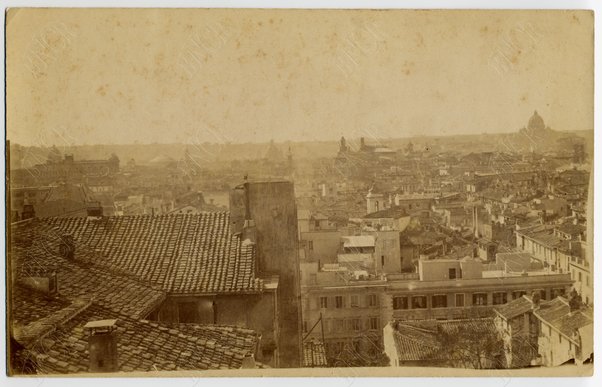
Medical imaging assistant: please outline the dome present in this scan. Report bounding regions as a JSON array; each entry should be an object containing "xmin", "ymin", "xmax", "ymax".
[
  {"xmin": 148, "ymin": 154, "xmax": 176, "ymax": 166},
  {"xmin": 527, "ymin": 110, "xmax": 545, "ymax": 131}
]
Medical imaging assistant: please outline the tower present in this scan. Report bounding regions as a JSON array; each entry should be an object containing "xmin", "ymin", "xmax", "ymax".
[
  {"xmin": 366, "ymin": 187, "xmax": 384, "ymax": 214},
  {"xmin": 229, "ymin": 180, "xmax": 301, "ymax": 367}
]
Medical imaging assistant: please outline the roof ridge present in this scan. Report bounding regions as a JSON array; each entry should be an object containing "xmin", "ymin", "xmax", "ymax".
[{"xmin": 13, "ymin": 298, "xmax": 93, "ymax": 347}]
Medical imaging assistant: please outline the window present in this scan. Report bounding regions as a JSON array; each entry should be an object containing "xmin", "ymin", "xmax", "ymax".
[
  {"xmin": 369, "ymin": 317, "xmax": 379, "ymax": 330},
  {"xmin": 350, "ymin": 295, "xmax": 359, "ymax": 307},
  {"xmin": 493, "ymin": 292, "xmax": 507, "ymax": 305},
  {"xmin": 320, "ymin": 296, "xmax": 328, "ymax": 309},
  {"xmin": 449, "ymin": 268, "xmax": 457, "ymax": 280},
  {"xmin": 335, "ymin": 296, "xmax": 344, "ymax": 309},
  {"xmin": 539, "ymin": 289, "xmax": 547, "ymax": 300},
  {"xmin": 578, "ymin": 272, "xmax": 582, "ymax": 282},
  {"xmin": 432, "ymin": 294, "xmax": 447, "ymax": 308},
  {"xmin": 473, "ymin": 293, "xmax": 487, "ymax": 306},
  {"xmin": 335, "ymin": 319, "xmax": 345, "ymax": 332},
  {"xmin": 178, "ymin": 302, "xmax": 198, "ymax": 323},
  {"xmin": 586, "ymin": 276, "xmax": 590, "ymax": 287},
  {"xmin": 303, "ymin": 321, "xmax": 308, "ymax": 333},
  {"xmin": 455, "ymin": 294, "xmax": 465, "ymax": 307},
  {"xmin": 512, "ymin": 290, "xmax": 526, "ymax": 300},
  {"xmin": 350, "ymin": 318, "xmax": 361, "ymax": 331},
  {"xmin": 393, "ymin": 296, "xmax": 408, "ymax": 310},
  {"xmin": 308, "ymin": 241, "xmax": 314, "ymax": 251},
  {"xmin": 367, "ymin": 294, "xmax": 378, "ymax": 307},
  {"xmin": 381, "ymin": 255, "xmax": 385, "ymax": 267},
  {"xmin": 412, "ymin": 296, "xmax": 427, "ymax": 309}
]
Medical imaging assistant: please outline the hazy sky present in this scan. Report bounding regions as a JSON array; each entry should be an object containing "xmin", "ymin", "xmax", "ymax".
[{"xmin": 7, "ymin": 9, "xmax": 593, "ymax": 146}]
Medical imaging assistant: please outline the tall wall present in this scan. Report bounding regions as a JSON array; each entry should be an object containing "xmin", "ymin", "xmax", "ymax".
[
  {"xmin": 300, "ymin": 230, "xmax": 342, "ymax": 264},
  {"xmin": 230, "ymin": 181, "xmax": 301, "ymax": 367},
  {"xmin": 152, "ymin": 292, "xmax": 278, "ymax": 366}
]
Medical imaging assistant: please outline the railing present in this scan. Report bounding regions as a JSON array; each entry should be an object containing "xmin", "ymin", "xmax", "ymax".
[{"xmin": 387, "ymin": 273, "xmax": 420, "ymax": 281}]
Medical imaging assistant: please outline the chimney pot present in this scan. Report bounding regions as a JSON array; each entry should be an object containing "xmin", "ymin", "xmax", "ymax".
[
  {"xmin": 85, "ymin": 319, "xmax": 119, "ymax": 373},
  {"xmin": 241, "ymin": 355, "xmax": 256, "ymax": 369}
]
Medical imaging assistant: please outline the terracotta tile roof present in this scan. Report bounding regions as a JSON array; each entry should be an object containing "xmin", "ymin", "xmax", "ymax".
[
  {"xmin": 10, "ymin": 219, "xmax": 260, "ymax": 373},
  {"xmin": 555, "ymin": 223, "xmax": 585, "ymax": 236},
  {"xmin": 302, "ymin": 339, "xmax": 327, "ymax": 367},
  {"xmin": 363, "ymin": 206, "xmax": 407, "ymax": 219},
  {"xmin": 23, "ymin": 304, "xmax": 258, "ymax": 374},
  {"xmin": 391, "ymin": 322, "xmax": 440, "ymax": 361},
  {"xmin": 534, "ymin": 297, "xmax": 570, "ymax": 323},
  {"xmin": 533, "ymin": 297, "xmax": 593, "ymax": 340},
  {"xmin": 10, "ymin": 220, "xmax": 166, "ymax": 320},
  {"xmin": 167, "ymin": 323, "xmax": 259, "ymax": 355},
  {"xmin": 494, "ymin": 296, "xmax": 534, "ymax": 320},
  {"xmin": 10, "ymin": 285, "xmax": 71, "ymax": 327},
  {"xmin": 43, "ymin": 213, "xmax": 263, "ymax": 294},
  {"xmin": 13, "ymin": 299, "xmax": 92, "ymax": 347},
  {"xmin": 552, "ymin": 309, "xmax": 593, "ymax": 338},
  {"xmin": 517, "ymin": 225, "xmax": 563, "ymax": 248}
]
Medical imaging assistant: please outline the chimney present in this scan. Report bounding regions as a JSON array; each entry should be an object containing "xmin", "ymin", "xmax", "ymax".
[
  {"xmin": 568, "ymin": 289, "xmax": 582, "ymax": 312},
  {"xmin": 84, "ymin": 319, "xmax": 119, "ymax": 373},
  {"xmin": 531, "ymin": 291, "xmax": 541, "ymax": 309},
  {"xmin": 229, "ymin": 184, "xmax": 248, "ymax": 234},
  {"xmin": 22, "ymin": 204, "xmax": 35, "ymax": 220},
  {"xmin": 241, "ymin": 354, "xmax": 256, "ymax": 369}
]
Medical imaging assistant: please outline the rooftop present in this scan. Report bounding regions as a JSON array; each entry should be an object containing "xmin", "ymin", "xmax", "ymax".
[
  {"xmin": 342, "ymin": 235, "xmax": 375, "ymax": 248},
  {"xmin": 363, "ymin": 206, "xmax": 408, "ymax": 219},
  {"xmin": 44, "ymin": 213, "xmax": 263, "ymax": 294},
  {"xmin": 9, "ymin": 218, "xmax": 260, "ymax": 374},
  {"xmin": 533, "ymin": 297, "xmax": 593, "ymax": 342},
  {"xmin": 493, "ymin": 295, "xmax": 534, "ymax": 320}
]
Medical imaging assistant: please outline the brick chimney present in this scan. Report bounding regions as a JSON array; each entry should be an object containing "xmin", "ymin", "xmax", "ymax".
[
  {"xmin": 241, "ymin": 354, "xmax": 256, "ymax": 369},
  {"xmin": 22, "ymin": 204, "xmax": 35, "ymax": 220},
  {"xmin": 84, "ymin": 319, "xmax": 119, "ymax": 373}
]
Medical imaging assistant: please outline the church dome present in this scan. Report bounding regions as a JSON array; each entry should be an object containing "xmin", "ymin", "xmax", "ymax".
[{"xmin": 527, "ymin": 110, "xmax": 545, "ymax": 131}]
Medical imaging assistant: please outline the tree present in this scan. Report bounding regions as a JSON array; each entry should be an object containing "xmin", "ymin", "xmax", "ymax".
[{"xmin": 432, "ymin": 320, "xmax": 505, "ymax": 369}]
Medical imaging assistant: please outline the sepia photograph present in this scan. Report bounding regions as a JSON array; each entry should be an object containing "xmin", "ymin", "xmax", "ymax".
[{"xmin": 3, "ymin": 5, "xmax": 595, "ymax": 379}]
